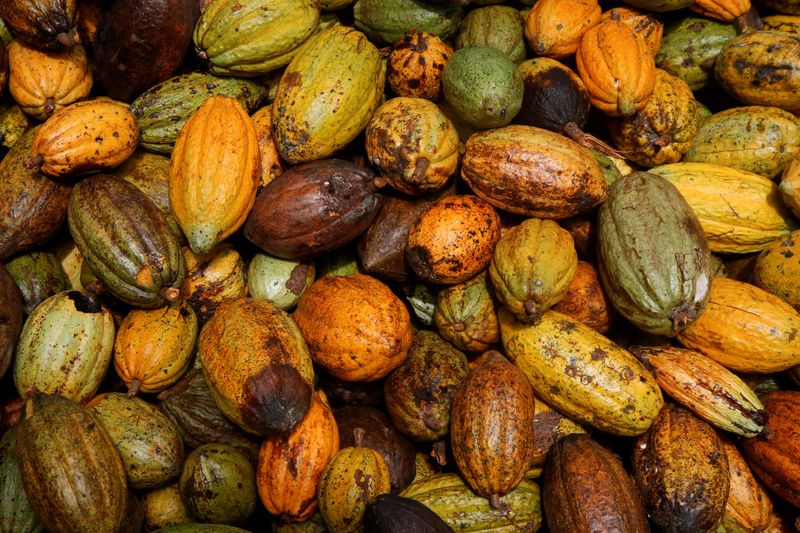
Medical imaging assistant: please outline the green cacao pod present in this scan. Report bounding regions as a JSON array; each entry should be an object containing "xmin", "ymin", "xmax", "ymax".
[
  {"xmin": 400, "ymin": 473, "xmax": 543, "ymax": 532},
  {"xmin": 489, "ymin": 218, "xmax": 578, "ymax": 324},
  {"xmin": 247, "ymin": 253, "xmax": 315, "ymax": 311},
  {"xmin": 714, "ymin": 31, "xmax": 800, "ymax": 111},
  {"xmin": 0, "ymin": 427, "xmax": 43, "ymax": 533},
  {"xmin": 67, "ymin": 174, "xmax": 185, "ymax": 308},
  {"xmin": 353, "ymin": 0, "xmax": 463, "ymax": 45},
  {"xmin": 433, "ymin": 271, "xmax": 500, "ymax": 352},
  {"xmin": 272, "ymin": 27, "xmax": 384, "ymax": 164},
  {"xmin": 384, "ymin": 330, "xmax": 469, "ymax": 442},
  {"xmin": 442, "ymin": 45, "xmax": 523, "ymax": 129},
  {"xmin": 656, "ymin": 17, "xmax": 736, "ymax": 92},
  {"xmin": 194, "ymin": 0, "xmax": 319, "ymax": 77},
  {"xmin": 598, "ymin": 171, "xmax": 712, "ymax": 336},
  {"xmin": 5, "ymin": 250, "xmax": 69, "ymax": 315},
  {"xmin": 16, "ymin": 392, "xmax": 127, "ymax": 533},
  {"xmin": 112, "ymin": 151, "xmax": 183, "ymax": 241},
  {"xmin": 455, "ymin": 6, "xmax": 526, "ymax": 64},
  {"xmin": 683, "ymin": 106, "xmax": 800, "ymax": 179},
  {"xmin": 14, "ymin": 291, "xmax": 115, "ymax": 403},
  {"xmin": 0, "ymin": 101, "xmax": 31, "ymax": 149},
  {"xmin": 179, "ymin": 444, "xmax": 257, "ymax": 526},
  {"xmin": 131, "ymin": 72, "xmax": 270, "ymax": 154},
  {"xmin": 88, "ymin": 393, "xmax": 184, "ymax": 490}
]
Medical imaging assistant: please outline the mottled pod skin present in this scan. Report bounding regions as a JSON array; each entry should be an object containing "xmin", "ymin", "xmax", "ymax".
[
  {"xmin": 742, "ymin": 391, "xmax": 800, "ymax": 508},
  {"xmin": 489, "ymin": 217, "xmax": 578, "ymax": 324},
  {"xmin": 317, "ymin": 447, "xmax": 392, "ymax": 533},
  {"xmin": 87, "ymin": 393, "xmax": 184, "ymax": 490},
  {"xmin": 601, "ymin": 7, "xmax": 663, "ymax": 56},
  {"xmin": 450, "ymin": 351, "xmax": 535, "ymax": 504},
  {"xmin": 28, "ymin": 100, "xmax": 140, "ymax": 176},
  {"xmin": 753, "ymin": 230, "xmax": 800, "ymax": 309},
  {"xmin": 198, "ymin": 298, "xmax": 315, "ymax": 436},
  {"xmin": 597, "ymin": 172, "xmax": 711, "ymax": 336},
  {"xmin": 13, "ymin": 291, "xmax": 115, "ymax": 404},
  {"xmin": 68, "ymin": 174, "xmax": 185, "ymax": 308},
  {"xmin": 461, "ymin": 125, "xmax": 607, "ymax": 219},
  {"xmin": 365, "ymin": 97, "xmax": 459, "ymax": 196},
  {"xmin": 433, "ymin": 271, "xmax": 500, "ymax": 352},
  {"xmin": 720, "ymin": 437, "xmax": 772, "ymax": 532},
  {"xmin": 272, "ymin": 26, "xmax": 385, "ymax": 164},
  {"xmin": 16, "ymin": 392, "xmax": 127, "ymax": 533},
  {"xmin": 544, "ymin": 434, "xmax": 649, "ymax": 533},
  {"xmin": 406, "ymin": 195, "xmax": 501, "ymax": 285},
  {"xmin": 0, "ymin": 0, "xmax": 79, "ymax": 49},
  {"xmin": 632, "ymin": 404, "xmax": 730, "ymax": 533},
  {"xmin": 677, "ymin": 277, "xmax": 800, "ymax": 373},
  {"xmin": 523, "ymin": 0, "xmax": 601, "ymax": 58},
  {"xmin": 0, "ymin": 127, "xmax": 72, "ymax": 261},
  {"xmin": 632, "ymin": 345, "xmax": 765, "ymax": 437},
  {"xmin": 0, "ymin": 265, "xmax": 23, "ymax": 381},
  {"xmin": 168, "ymin": 95, "xmax": 260, "ymax": 255},
  {"xmin": 387, "ymin": 30, "xmax": 453, "ymax": 101},
  {"xmin": 384, "ymin": 330, "xmax": 469, "ymax": 442},
  {"xmin": 500, "ymin": 309, "xmax": 663, "ymax": 436},
  {"xmin": 114, "ymin": 301, "xmax": 198, "ymax": 395},
  {"xmin": 293, "ymin": 275, "xmax": 412, "ymax": 382},
  {"xmin": 257, "ymin": 391, "xmax": 339, "ymax": 523},
  {"xmin": 576, "ymin": 20, "xmax": 656, "ymax": 117},
  {"xmin": 7, "ymin": 40, "xmax": 92, "ymax": 120}
]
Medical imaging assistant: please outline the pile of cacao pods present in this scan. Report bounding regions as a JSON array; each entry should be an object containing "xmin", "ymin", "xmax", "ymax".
[{"xmin": 1, "ymin": 0, "xmax": 800, "ymax": 531}]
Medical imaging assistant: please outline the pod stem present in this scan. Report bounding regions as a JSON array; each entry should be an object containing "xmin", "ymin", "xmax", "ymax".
[
  {"xmin": 431, "ymin": 440, "xmax": 448, "ymax": 466},
  {"xmin": 563, "ymin": 122, "xmax": 627, "ymax": 160},
  {"xmin": 160, "ymin": 287, "xmax": 181, "ymax": 302},
  {"xmin": 735, "ymin": 8, "xmax": 764, "ymax": 34},
  {"xmin": 55, "ymin": 28, "xmax": 79, "ymax": 47},
  {"xmin": 23, "ymin": 155, "xmax": 44, "ymax": 171},
  {"xmin": 44, "ymin": 98, "xmax": 56, "ymax": 118},
  {"xmin": 127, "ymin": 379, "xmax": 142, "ymax": 397},
  {"xmin": 353, "ymin": 427, "xmax": 366, "ymax": 448}
]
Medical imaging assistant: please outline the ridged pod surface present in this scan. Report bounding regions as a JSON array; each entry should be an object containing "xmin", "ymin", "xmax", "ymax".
[
  {"xmin": 677, "ymin": 278, "xmax": 800, "ymax": 373},
  {"xmin": 169, "ymin": 95, "xmax": 259, "ymax": 254},
  {"xmin": 114, "ymin": 301, "xmax": 197, "ymax": 395},
  {"xmin": 741, "ymin": 391, "xmax": 800, "ymax": 508},
  {"xmin": 715, "ymin": 31, "xmax": 800, "ymax": 111},
  {"xmin": 684, "ymin": 106, "xmax": 800, "ymax": 179},
  {"xmin": 317, "ymin": 447, "xmax": 392, "ymax": 533},
  {"xmin": 257, "ymin": 391, "xmax": 339, "ymax": 523},
  {"xmin": 461, "ymin": 125, "xmax": 607, "ymax": 219},
  {"xmin": 272, "ymin": 26, "xmax": 385, "ymax": 164},
  {"xmin": 649, "ymin": 162, "xmax": 797, "ymax": 253},
  {"xmin": 16, "ymin": 392, "xmax": 127, "ymax": 533},
  {"xmin": 719, "ymin": 438, "xmax": 773, "ymax": 532},
  {"xmin": 576, "ymin": 20, "xmax": 656, "ymax": 117},
  {"xmin": 0, "ymin": 0, "xmax": 78, "ymax": 49},
  {"xmin": 543, "ymin": 434, "xmax": 649, "ymax": 533},
  {"xmin": 193, "ymin": 0, "xmax": 319, "ymax": 77},
  {"xmin": 7, "ymin": 40, "xmax": 92, "ymax": 120},
  {"xmin": 28, "ymin": 99, "xmax": 139, "ymax": 176},
  {"xmin": 400, "ymin": 473, "xmax": 542, "ymax": 532},
  {"xmin": 68, "ymin": 174, "xmax": 185, "ymax": 308},
  {"xmin": 450, "ymin": 351, "xmax": 535, "ymax": 503},
  {"xmin": 752, "ymin": 230, "xmax": 800, "ymax": 309},
  {"xmin": 489, "ymin": 218, "xmax": 578, "ymax": 324},
  {"xmin": 13, "ymin": 291, "xmax": 115, "ymax": 404},
  {"xmin": 597, "ymin": 172, "xmax": 711, "ymax": 336},
  {"xmin": 632, "ymin": 404, "xmax": 730, "ymax": 533},
  {"xmin": 523, "ymin": 0, "xmax": 602, "ymax": 58},
  {"xmin": 131, "ymin": 72, "xmax": 269, "ymax": 154},
  {"xmin": 87, "ymin": 392, "xmax": 184, "ymax": 490},
  {"xmin": 0, "ymin": 127, "xmax": 72, "ymax": 261},
  {"xmin": 0, "ymin": 428, "xmax": 42, "ymax": 533},
  {"xmin": 198, "ymin": 298, "xmax": 315, "ymax": 436},
  {"xmin": 631, "ymin": 345, "xmax": 765, "ymax": 436},
  {"xmin": 500, "ymin": 309, "xmax": 663, "ymax": 436}
]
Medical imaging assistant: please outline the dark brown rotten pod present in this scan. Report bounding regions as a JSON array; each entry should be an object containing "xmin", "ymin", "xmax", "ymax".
[{"xmin": 514, "ymin": 57, "xmax": 624, "ymax": 158}]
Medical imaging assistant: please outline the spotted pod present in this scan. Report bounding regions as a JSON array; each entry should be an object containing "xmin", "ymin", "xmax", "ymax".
[{"xmin": 67, "ymin": 174, "xmax": 185, "ymax": 308}]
